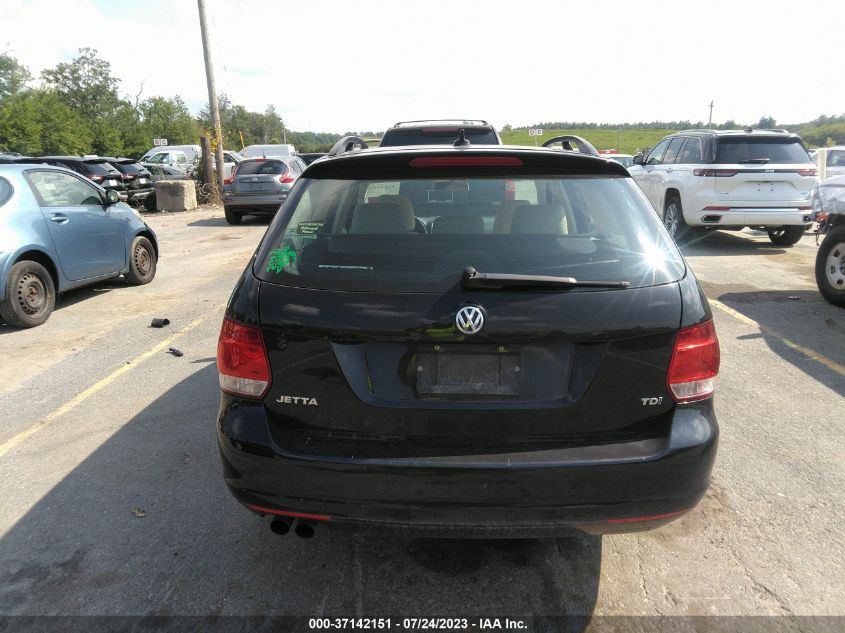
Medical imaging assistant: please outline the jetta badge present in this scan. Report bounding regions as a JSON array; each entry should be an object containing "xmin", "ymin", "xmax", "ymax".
[{"xmin": 455, "ymin": 305, "xmax": 485, "ymax": 335}]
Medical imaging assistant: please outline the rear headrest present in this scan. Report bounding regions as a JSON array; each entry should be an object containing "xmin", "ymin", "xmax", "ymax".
[
  {"xmin": 510, "ymin": 204, "xmax": 569, "ymax": 234},
  {"xmin": 431, "ymin": 215, "xmax": 485, "ymax": 234},
  {"xmin": 374, "ymin": 194, "xmax": 414, "ymax": 215},
  {"xmin": 349, "ymin": 203, "xmax": 415, "ymax": 234},
  {"xmin": 494, "ymin": 199, "xmax": 530, "ymax": 234}
]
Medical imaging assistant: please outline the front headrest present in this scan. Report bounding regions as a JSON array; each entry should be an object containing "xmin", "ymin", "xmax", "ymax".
[
  {"xmin": 509, "ymin": 204, "xmax": 569, "ymax": 234},
  {"xmin": 431, "ymin": 215, "xmax": 485, "ymax": 234},
  {"xmin": 349, "ymin": 203, "xmax": 415, "ymax": 234}
]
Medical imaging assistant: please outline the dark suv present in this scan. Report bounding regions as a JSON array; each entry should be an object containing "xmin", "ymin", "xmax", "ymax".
[
  {"xmin": 19, "ymin": 156, "xmax": 127, "ymax": 199},
  {"xmin": 216, "ymin": 136, "xmax": 720, "ymax": 538},
  {"xmin": 379, "ymin": 119, "xmax": 502, "ymax": 147}
]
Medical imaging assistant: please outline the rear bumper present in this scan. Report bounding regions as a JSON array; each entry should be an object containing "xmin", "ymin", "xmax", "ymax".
[
  {"xmin": 223, "ymin": 192, "xmax": 287, "ymax": 213},
  {"xmin": 687, "ymin": 192, "xmax": 813, "ymax": 227},
  {"xmin": 217, "ymin": 398, "xmax": 719, "ymax": 536}
]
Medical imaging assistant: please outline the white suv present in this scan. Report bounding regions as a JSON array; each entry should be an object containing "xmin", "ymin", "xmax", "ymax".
[{"xmin": 630, "ymin": 129, "xmax": 816, "ymax": 245}]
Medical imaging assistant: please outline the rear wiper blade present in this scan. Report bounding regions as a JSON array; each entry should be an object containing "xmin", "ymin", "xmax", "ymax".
[
  {"xmin": 739, "ymin": 158, "xmax": 771, "ymax": 163},
  {"xmin": 460, "ymin": 267, "xmax": 630, "ymax": 290}
]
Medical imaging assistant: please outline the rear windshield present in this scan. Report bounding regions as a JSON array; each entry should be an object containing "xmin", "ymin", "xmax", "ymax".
[
  {"xmin": 82, "ymin": 162, "xmax": 118, "ymax": 176},
  {"xmin": 255, "ymin": 176, "xmax": 685, "ymax": 292},
  {"xmin": 236, "ymin": 160, "xmax": 288, "ymax": 175},
  {"xmin": 715, "ymin": 137, "xmax": 810, "ymax": 164},
  {"xmin": 113, "ymin": 162, "xmax": 144, "ymax": 175},
  {"xmin": 380, "ymin": 128, "xmax": 499, "ymax": 147}
]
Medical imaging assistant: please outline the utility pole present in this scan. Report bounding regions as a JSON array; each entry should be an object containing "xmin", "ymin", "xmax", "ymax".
[
  {"xmin": 197, "ymin": 0, "xmax": 225, "ymax": 196},
  {"xmin": 707, "ymin": 100, "xmax": 715, "ymax": 127}
]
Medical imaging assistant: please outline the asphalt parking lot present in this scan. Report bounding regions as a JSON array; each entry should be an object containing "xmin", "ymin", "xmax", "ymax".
[{"xmin": 0, "ymin": 207, "xmax": 843, "ymax": 627}]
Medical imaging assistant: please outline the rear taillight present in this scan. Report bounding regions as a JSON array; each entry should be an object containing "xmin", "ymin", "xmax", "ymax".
[
  {"xmin": 224, "ymin": 166, "xmax": 237, "ymax": 185},
  {"xmin": 217, "ymin": 318, "xmax": 271, "ymax": 398},
  {"xmin": 122, "ymin": 174, "xmax": 136, "ymax": 181},
  {"xmin": 693, "ymin": 169, "xmax": 738, "ymax": 177},
  {"xmin": 796, "ymin": 169, "xmax": 817, "ymax": 177},
  {"xmin": 667, "ymin": 319, "xmax": 720, "ymax": 403},
  {"xmin": 89, "ymin": 174, "xmax": 105, "ymax": 182},
  {"xmin": 279, "ymin": 170, "xmax": 295, "ymax": 184}
]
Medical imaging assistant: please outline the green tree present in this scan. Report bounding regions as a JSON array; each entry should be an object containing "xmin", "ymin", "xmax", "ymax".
[
  {"xmin": 0, "ymin": 90, "xmax": 91, "ymax": 155},
  {"xmin": 139, "ymin": 96, "xmax": 199, "ymax": 147},
  {"xmin": 757, "ymin": 115, "xmax": 777, "ymax": 129},
  {"xmin": 0, "ymin": 53, "xmax": 32, "ymax": 102},
  {"xmin": 41, "ymin": 48, "xmax": 122, "ymax": 154}
]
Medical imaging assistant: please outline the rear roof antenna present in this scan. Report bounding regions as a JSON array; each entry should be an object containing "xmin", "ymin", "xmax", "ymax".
[{"xmin": 453, "ymin": 129, "xmax": 471, "ymax": 147}]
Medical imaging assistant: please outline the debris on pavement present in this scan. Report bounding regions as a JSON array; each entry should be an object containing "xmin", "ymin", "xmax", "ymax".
[
  {"xmin": 150, "ymin": 318, "xmax": 170, "ymax": 328},
  {"xmin": 132, "ymin": 508, "xmax": 146, "ymax": 518},
  {"xmin": 167, "ymin": 348, "xmax": 184, "ymax": 357}
]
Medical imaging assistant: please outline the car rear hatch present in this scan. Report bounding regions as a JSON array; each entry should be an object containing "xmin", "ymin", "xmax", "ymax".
[
  {"xmin": 83, "ymin": 159, "xmax": 125, "ymax": 191},
  {"xmin": 231, "ymin": 159, "xmax": 289, "ymax": 194},
  {"xmin": 250, "ymin": 152, "xmax": 688, "ymax": 460},
  {"xmin": 709, "ymin": 135, "xmax": 816, "ymax": 205}
]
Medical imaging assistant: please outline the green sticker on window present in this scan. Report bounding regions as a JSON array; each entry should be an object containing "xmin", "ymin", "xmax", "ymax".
[{"xmin": 266, "ymin": 245, "xmax": 297, "ymax": 273}]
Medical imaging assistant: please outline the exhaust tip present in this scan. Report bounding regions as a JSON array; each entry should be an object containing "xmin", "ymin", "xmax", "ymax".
[
  {"xmin": 270, "ymin": 517, "xmax": 292, "ymax": 536},
  {"xmin": 294, "ymin": 521, "xmax": 316, "ymax": 539}
]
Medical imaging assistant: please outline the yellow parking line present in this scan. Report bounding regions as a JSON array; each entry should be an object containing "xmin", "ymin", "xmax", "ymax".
[
  {"xmin": 710, "ymin": 299, "xmax": 845, "ymax": 378},
  {"xmin": 0, "ymin": 312, "xmax": 217, "ymax": 458}
]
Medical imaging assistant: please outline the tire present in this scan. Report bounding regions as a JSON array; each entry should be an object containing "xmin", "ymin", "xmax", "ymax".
[
  {"xmin": 224, "ymin": 206, "xmax": 242, "ymax": 225},
  {"xmin": 663, "ymin": 195, "xmax": 690, "ymax": 242},
  {"xmin": 815, "ymin": 226, "xmax": 845, "ymax": 307},
  {"xmin": 0, "ymin": 260, "xmax": 56, "ymax": 328},
  {"xmin": 767, "ymin": 226, "xmax": 805, "ymax": 246},
  {"xmin": 124, "ymin": 236, "xmax": 156, "ymax": 285}
]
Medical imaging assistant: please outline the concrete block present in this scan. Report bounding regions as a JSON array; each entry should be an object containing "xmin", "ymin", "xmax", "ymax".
[{"xmin": 155, "ymin": 180, "xmax": 197, "ymax": 211}]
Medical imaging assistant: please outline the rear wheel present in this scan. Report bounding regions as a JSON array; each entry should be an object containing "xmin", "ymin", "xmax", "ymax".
[
  {"xmin": 124, "ymin": 236, "xmax": 156, "ymax": 285},
  {"xmin": 224, "ymin": 206, "xmax": 242, "ymax": 225},
  {"xmin": 767, "ymin": 226, "xmax": 805, "ymax": 246},
  {"xmin": 0, "ymin": 260, "xmax": 56, "ymax": 328},
  {"xmin": 816, "ymin": 227, "xmax": 845, "ymax": 307},
  {"xmin": 663, "ymin": 195, "xmax": 689, "ymax": 242}
]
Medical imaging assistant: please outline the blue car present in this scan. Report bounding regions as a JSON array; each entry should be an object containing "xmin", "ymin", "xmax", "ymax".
[{"xmin": 0, "ymin": 163, "xmax": 158, "ymax": 328}]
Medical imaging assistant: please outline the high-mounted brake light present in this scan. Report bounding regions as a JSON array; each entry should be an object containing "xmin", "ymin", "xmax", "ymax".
[
  {"xmin": 410, "ymin": 157, "xmax": 523, "ymax": 168},
  {"xmin": 693, "ymin": 169, "xmax": 738, "ymax": 177},
  {"xmin": 217, "ymin": 318, "xmax": 271, "ymax": 398},
  {"xmin": 667, "ymin": 319, "xmax": 720, "ymax": 403}
]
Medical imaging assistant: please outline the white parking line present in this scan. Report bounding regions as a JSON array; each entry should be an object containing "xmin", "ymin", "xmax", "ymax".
[{"xmin": 0, "ymin": 312, "xmax": 216, "ymax": 458}]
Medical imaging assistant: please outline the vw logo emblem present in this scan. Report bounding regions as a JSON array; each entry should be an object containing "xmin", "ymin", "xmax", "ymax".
[{"xmin": 455, "ymin": 305, "xmax": 485, "ymax": 335}]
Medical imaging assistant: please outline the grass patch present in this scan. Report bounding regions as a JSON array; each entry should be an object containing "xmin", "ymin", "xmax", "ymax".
[{"xmin": 500, "ymin": 128, "xmax": 678, "ymax": 155}]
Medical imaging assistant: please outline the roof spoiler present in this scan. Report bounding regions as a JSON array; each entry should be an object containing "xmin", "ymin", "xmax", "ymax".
[
  {"xmin": 327, "ymin": 136, "xmax": 369, "ymax": 157},
  {"xmin": 542, "ymin": 135, "xmax": 599, "ymax": 156}
]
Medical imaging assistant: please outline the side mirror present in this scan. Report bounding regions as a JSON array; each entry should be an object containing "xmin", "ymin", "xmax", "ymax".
[
  {"xmin": 632, "ymin": 154, "xmax": 646, "ymax": 165},
  {"xmin": 105, "ymin": 189, "xmax": 120, "ymax": 205}
]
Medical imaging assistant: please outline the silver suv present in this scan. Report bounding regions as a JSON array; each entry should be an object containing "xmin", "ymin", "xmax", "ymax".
[{"xmin": 631, "ymin": 129, "xmax": 816, "ymax": 244}]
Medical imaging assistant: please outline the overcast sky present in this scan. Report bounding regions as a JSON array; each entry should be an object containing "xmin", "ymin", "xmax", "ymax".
[{"xmin": 2, "ymin": 0, "xmax": 843, "ymax": 133}]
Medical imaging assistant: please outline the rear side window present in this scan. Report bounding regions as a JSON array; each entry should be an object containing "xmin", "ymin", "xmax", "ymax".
[
  {"xmin": 27, "ymin": 170, "xmax": 103, "ymax": 206},
  {"xmin": 0, "ymin": 177, "xmax": 12, "ymax": 206},
  {"xmin": 380, "ymin": 127, "xmax": 499, "ymax": 147},
  {"xmin": 236, "ymin": 160, "xmax": 288, "ymax": 175},
  {"xmin": 255, "ymin": 175, "xmax": 684, "ymax": 292},
  {"xmin": 662, "ymin": 138, "xmax": 685, "ymax": 164},
  {"xmin": 677, "ymin": 138, "xmax": 702, "ymax": 164},
  {"xmin": 715, "ymin": 137, "xmax": 810, "ymax": 164}
]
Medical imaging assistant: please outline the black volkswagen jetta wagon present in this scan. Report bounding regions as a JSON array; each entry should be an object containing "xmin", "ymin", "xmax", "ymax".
[{"xmin": 216, "ymin": 136, "xmax": 720, "ymax": 538}]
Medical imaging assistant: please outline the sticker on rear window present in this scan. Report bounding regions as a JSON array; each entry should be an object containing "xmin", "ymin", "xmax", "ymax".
[
  {"xmin": 266, "ymin": 245, "xmax": 297, "ymax": 273},
  {"xmin": 296, "ymin": 221, "xmax": 324, "ymax": 236}
]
